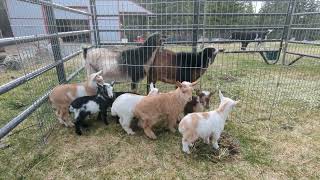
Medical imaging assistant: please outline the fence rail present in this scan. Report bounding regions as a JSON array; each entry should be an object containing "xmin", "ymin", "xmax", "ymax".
[
  {"xmin": 0, "ymin": 30, "xmax": 94, "ymax": 48},
  {"xmin": 18, "ymin": 0, "xmax": 92, "ymax": 16}
]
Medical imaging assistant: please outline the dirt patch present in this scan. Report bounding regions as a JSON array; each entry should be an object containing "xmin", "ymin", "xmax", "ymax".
[
  {"xmin": 219, "ymin": 74, "xmax": 238, "ymax": 82},
  {"xmin": 190, "ymin": 132, "xmax": 240, "ymax": 163}
]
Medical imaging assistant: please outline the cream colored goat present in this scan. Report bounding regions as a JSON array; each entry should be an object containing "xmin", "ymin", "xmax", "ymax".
[
  {"xmin": 179, "ymin": 90, "xmax": 239, "ymax": 154},
  {"xmin": 134, "ymin": 81, "xmax": 198, "ymax": 139},
  {"xmin": 49, "ymin": 71, "xmax": 103, "ymax": 127}
]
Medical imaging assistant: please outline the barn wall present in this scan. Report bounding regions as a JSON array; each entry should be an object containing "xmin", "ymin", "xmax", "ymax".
[
  {"xmin": 5, "ymin": 0, "xmax": 151, "ymax": 43},
  {"xmin": 5, "ymin": 0, "xmax": 46, "ymax": 37}
]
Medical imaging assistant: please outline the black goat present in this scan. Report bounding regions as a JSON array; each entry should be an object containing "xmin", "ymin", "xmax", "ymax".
[
  {"xmin": 69, "ymin": 82, "xmax": 114, "ymax": 135},
  {"xmin": 148, "ymin": 47, "xmax": 219, "ymax": 88},
  {"xmin": 230, "ymin": 29, "xmax": 273, "ymax": 50},
  {"xmin": 84, "ymin": 32, "xmax": 163, "ymax": 92}
]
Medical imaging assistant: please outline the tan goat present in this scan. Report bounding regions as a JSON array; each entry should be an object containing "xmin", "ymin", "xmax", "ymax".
[
  {"xmin": 49, "ymin": 71, "xmax": 103, "ymax": 127},
  {"xmin": 134, "ymin": 81, "xmax": 198, "ymax": 139}
]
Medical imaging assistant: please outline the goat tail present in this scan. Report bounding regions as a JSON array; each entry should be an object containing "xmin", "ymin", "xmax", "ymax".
[
  {"xmin": 214, "ymin": 48, "xmax": 219, "ymax": 55},
  {"xmin": 178, "ymin": 123, "xmax": 185, "ymax": 134},
  {"xmin": 83, "ymin": 47, "xmax": 88, "ymax": 59},
  {"xmin": 68, "ymin": 105, "xmax": 75, "ymax": 114},
  {"xmin": 110, "ymin": 106, "xmax": 117, "ymax": 117}
]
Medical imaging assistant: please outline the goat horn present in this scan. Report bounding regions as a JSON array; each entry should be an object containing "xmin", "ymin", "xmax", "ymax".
[
  {"xmin": 191, "ymin": 80, "xmax": 199, "ymax": 86},
  {"xmin": 176, "ymin": 81, "xmax": 182, "ymax": 88}
]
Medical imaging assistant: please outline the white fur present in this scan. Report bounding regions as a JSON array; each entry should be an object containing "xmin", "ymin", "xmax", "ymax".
[
  {"xmin": 111, "ymin": 84, "xmax": 159, "ymax": 135},
  {"xmin": 85, "ymin": 101, "xmax": 100, "ymax": 114},
  {"xmin": 76, "ymin": 86, "xmax": 87, "ymax": 98},
  {"xmin": 179, "ymin": 90, "xmax": 238, "ymax": 154},
  {"xmin": 202, "ymin": 90, "xmax": 210, "ymax": 96},
  {"xmin": 111, "ymin": 94, "xmax": 144, "ymax": 135}
]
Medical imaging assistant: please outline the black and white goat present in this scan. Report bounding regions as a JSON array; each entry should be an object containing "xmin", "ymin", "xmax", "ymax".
[
  {"xmin": 230, "ymin": 29, "xmax": 273, "ymax": 50},
  {"xmin": 184, "ymin": 90, "xmax": 212, "ymax": 115},
  {"xmin": 84, "ymin": 32, "xmax": 163, "ymax": 91},
  {"xmin": 69, "ymin": 82, "xmax": 114, "ymax": 135}
]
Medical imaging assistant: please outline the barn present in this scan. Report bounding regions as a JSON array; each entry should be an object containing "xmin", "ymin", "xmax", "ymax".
[{"xmin": 3, "ymin": 0, "xmax": 152, "ymax": 43}]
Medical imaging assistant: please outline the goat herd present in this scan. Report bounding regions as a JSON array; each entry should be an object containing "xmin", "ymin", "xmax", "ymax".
[{"xmin": 49, "ymin": 33, "xmax": 239, "ymax": 154}]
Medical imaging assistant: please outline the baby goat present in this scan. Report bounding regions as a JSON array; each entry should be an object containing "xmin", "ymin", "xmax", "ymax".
[
  {"xmin": 111, "ymin": 83, "xmax": 159, "ymax": 135},
  {"xmin": 178, "ymin": 90, "xmax": 239, "ymax": 154},
  {"xmin": 134, "ymin": 81, "xmax": 198, "ymax": 139},
  {"xmin": 184, "ymin": 90, "xmax": 212, "ymax": 115},
  {"xmin": 69, "ymin": 82, "xmax": 114, "ymax": 135},
  {"xmin": 49, "ymin": 71, "xmax": 104, "ymax": 127}
]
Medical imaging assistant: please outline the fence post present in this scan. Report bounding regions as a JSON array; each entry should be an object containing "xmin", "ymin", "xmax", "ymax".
[
  {"xmin": 90, "ymin": 0, "xmax": 100, "ymax": 47},
  {"xmin": 43, "ymin": 0, "xmax": 66, "ymax": 83},
  {"xmin": 281, "ymin": 0, "xmax": 297, "ymax": 65},
  {"xmin": 192, "ymin": 0, "xmax": 200, "ymax": 53}
]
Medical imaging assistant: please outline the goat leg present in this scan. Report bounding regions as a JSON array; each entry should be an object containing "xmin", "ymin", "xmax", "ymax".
[
  {"xmin": 97, "ymin": 112, "xmax": 102, "ymax": 121},
  {"xmin": 101, "ymin": 109, "xmax": 108, "ymax": 125},
  {"xmin": 75, "ymin": 118, "xmax": 83, "ymax": 135},
  {"xmin": 168, "ymin": 116, "xmax": 177, "ymax": 133},
  {"xmin": 241, "ymin": 42, "xmax": 249, "ymax": 50},
  {"xmin": 74, "ymin": 114, "xmax": 87, "ymax": 135},
  {"xmin": 131, "ymin": 82, "xmax": 137, "ymax": 92},
  {"xmin": 144, "ymin": 127, "xmax": 157, "ymax": 140}
]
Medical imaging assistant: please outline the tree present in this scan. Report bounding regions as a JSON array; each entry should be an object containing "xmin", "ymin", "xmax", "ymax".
[
  {"xmin": 135, "ymin": 0, "xmax": 254, "ymax": 39},
  {"xmin": 259, "ymin": 0, "xmax": 320, "ymax": 40}
]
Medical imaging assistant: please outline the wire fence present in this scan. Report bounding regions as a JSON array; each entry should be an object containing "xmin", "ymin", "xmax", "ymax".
[{"xmin": 0, "ymin": 0, "xmax": 319, "ymax": 154}]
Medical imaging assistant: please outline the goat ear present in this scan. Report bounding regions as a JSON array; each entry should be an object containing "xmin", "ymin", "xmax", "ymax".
[
  {"xmin": 110, "ymin": 80, "xmax": 115, "ymax": 86},
  {"xmin": 97, "ymin": 70, "xmax": 102, "ymax": 76},
  {"xmin": 191, "ymin": 80, "xmax": 199, "ymax": 86},
  {"xmin": 92, "ymin": 70, "xmax": 102, "ymax": 77},
  {"xmin": 219, "ymin": 90, "xmax": 224, "ymax": 100},
  {"xmin": 97, "ymin": 83, "xmax": 103, "ymax": 88},
  {"xmin": 176, "ymin": 81, "xmax": 182, "ymax": 88}
]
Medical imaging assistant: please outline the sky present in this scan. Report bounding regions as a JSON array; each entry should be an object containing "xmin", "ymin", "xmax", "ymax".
[{"xmin": 253, "ymin": 1, "xmax": 264, "ymax": 13}]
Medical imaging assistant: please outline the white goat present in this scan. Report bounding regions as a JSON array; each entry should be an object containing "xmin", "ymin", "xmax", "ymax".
[
  {"xmin": 111, "ymin": 83, "xmax": 159, "ymax": 135},
  {"xmin": 178, "ymin": 90, "xmax": 239, "ymax": 154},
  {"xmin": 49, "ymin": 71, "xmax": 103, "ymax": 127}
]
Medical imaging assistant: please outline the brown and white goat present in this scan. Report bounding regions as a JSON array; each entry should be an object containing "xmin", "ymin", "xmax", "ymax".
[
  {"xmin": 49, "ymin": 71, "xmax": 103, "ymax": 127},
  {"xmin": 134, "ymin": 81, "xmax": 198, "ymax": 139},
  {"xmin": 179, "ymin": 90, "xmax": 239, "ymax": 154}
]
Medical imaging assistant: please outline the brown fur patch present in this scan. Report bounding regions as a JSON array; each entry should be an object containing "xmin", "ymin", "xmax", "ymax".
[
  {"xmin": 191, "ymin": 114, "xmax": 200, "ymax": 127},
  {"xmin": 201, "ymin": 112, "xmax": 210, "ymax": 119}
]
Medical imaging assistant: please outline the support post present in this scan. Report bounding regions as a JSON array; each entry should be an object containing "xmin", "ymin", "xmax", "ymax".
[
  {"xmin": 192, "ymin": 0, "xmax": 200, "ymax": 53},
  {"xmin": 281, "ymin": 0, "xmax": 297, "ymax": 65},
  {"xmin": 43, "ymin": 0, "xmax": 66, "ymax": 83},
  {"xmin": 90, "ymin": 0, "xmax": 100, "ymax": 47},
  {"xmin": 89, "ymin": 0, "xmax": 98, "ymax": 47}
]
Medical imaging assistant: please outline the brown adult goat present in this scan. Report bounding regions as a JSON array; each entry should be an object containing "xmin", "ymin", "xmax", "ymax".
[{"xmin": 147, "ymin": 47, "xmax": 219, "ymax": 90}]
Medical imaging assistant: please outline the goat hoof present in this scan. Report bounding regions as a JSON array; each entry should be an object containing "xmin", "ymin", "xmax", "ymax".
[
  {"xmin": 169, "ymin": 128, "xmax": 176, "ymax": 133},
  {"xmin": 183, "ymin": 150, "xmax": 191, "ymax": 154},
  {"xmin": 127, "ymin": 131, "xmax": 135, "ymax": 135},
  {"xmin": 147, "ymin": 134, "xmax": 157, "ymax": 140}
]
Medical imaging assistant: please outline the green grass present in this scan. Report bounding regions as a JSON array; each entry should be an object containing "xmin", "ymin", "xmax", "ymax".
[{"xmin": 0, "ymin": 45, "xmax": 319, "ymax": 179}]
